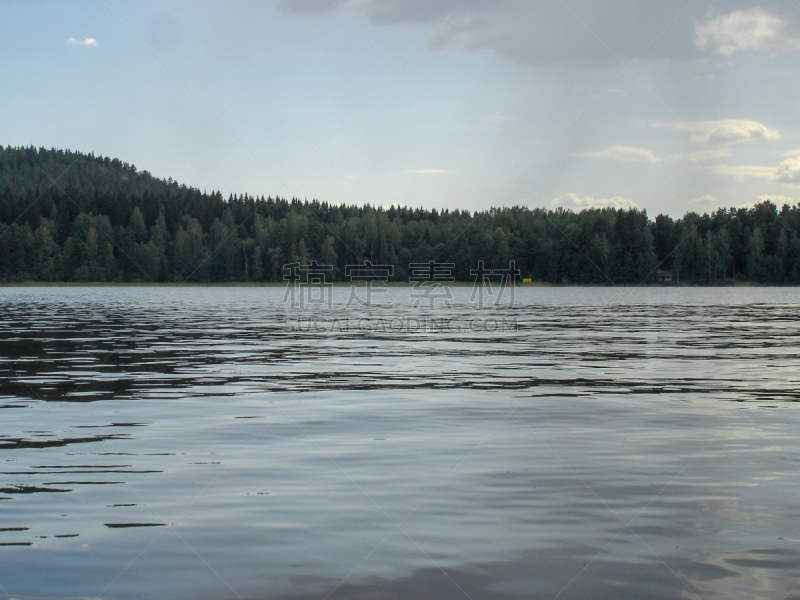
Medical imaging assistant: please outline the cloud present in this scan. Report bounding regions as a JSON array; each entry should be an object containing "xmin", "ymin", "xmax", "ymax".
[
  {"xmin": 695, "ymin": 8, "xmax": 800, "ymax": 56},
  {"xmin": 574, "ymin": 146, "xmax": 660, "ymax": 163},
  {"xmin": 653, "ymin": 119, "xmax": 779, "ymax": 145},
  {"xmin": 769, "ymin": 156, "xmax": 800, "ymax": 183},
  {"xmin": 277, "ymin": 1, "xmax": 800, "ymax": 67},
  {"xmin": 67, "ymin": 37, "xmax": 98, "ymax": 46},
  {"xmin": 709, "ymin": 164, "xmax": 777, "ymax": 181},
  {"xmin": 551, "ymin": 193, "xmax": 639, "ymax": 210},
  {"xmin": 276, "ymin": 0, "xmax": 346, "ymax": 15},
  {"xmin": 406, "ymin": 169, "xmax": 447, "ymax": 174},
  {"xmin": 708, "ymin": 152, "xmax": 800, "ymax": 185},
  {"xmin": 672, "ymin": 148, "xmax": 733, "ymax": 163},
  {"xmin": 688, "ymin": 195, "xmax": 719, "ymax": 205},
  {"xmin": 275, "ymin": 0, "xmax": 709, "ymax": 67}
]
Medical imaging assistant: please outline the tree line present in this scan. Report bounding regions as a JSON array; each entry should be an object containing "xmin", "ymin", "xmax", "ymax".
[{"xmin": 1, "ymin": 146, "xmax": 799, "ymax": 284}]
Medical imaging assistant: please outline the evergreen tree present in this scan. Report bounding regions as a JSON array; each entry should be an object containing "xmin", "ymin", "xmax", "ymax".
[{"xmin": 0, "ymin": 145, "xmax": 798, "ymax": 284}]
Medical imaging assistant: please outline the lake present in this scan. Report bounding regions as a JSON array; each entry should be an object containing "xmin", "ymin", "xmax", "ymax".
[{"xmin": 1, "ymin": 286, "xmax": 799, "ymax": 600}]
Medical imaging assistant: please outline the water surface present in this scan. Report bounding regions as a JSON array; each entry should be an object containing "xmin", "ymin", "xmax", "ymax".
[{"xmin": 1, "ymin": 286, "xmax": 799, "ymax": 599}]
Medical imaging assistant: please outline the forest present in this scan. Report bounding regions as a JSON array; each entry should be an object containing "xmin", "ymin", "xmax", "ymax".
[{"xmin": 1, "ymin": 145, "xmax": 799, "ymax": 284}]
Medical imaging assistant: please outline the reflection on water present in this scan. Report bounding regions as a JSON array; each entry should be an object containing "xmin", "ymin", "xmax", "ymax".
[{"xmin": 0, "ymin": 286, "xmax": 799, "ymax": 599}]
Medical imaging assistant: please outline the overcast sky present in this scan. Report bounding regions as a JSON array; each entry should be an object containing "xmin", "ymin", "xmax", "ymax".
[{"xmin": 2, "ymin": 0, "xmax": 800, "ymax": 217}]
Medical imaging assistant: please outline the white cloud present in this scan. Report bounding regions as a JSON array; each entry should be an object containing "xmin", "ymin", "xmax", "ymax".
[
  {"xmin": 653, "ymin": 119, "xmax": 779, "ymax": 145},
  {"xmin": 695, "ymin": 8, "xmax": 800, "ymax": 56},
  {"xmin": 67, "ymin": 37, "xmax": 98, "ymax": 46},
  {"xmin": 406, "ymin": 169, "xmax": 447, "ymax": 174},
  {"xmin": 550, "ymin": 193, "xmax": 639, "ymax": 210},
  {"xmin": 700, "ymin": 150, "xmax": 800, "ymax": 187},
  {"xmin": 574, "ymin": 146, "xmax": 660, "ymax": 163},
  {"xmin": 710, "ymin": 164, "xmax": 777, "ymax": 181},
  {"xmin": 672, "ymin": 148, "xmax": 733, "ymax": 163},
  {"xmin": 709, "ymin": 153, "xmax": 800, "ymax": 185},
  {"xmin": 770, "ymin": 156, "xmax": 800, "ymax": 183}
]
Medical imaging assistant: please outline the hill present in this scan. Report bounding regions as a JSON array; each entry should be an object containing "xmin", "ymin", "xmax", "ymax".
[{"xmin": 0, "ymin": 145, "xmax": 798, "ymax": 284}]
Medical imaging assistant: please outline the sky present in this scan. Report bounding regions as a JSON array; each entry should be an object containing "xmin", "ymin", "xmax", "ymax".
[{"xmin": 2, "ymin": 0, "xmax": 800, "ymax": 217}]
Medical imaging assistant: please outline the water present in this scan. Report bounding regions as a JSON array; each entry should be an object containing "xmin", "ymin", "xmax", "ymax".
[{"xmin": 1, "ymin": 286, "xmax": 799, "ymax": 600}]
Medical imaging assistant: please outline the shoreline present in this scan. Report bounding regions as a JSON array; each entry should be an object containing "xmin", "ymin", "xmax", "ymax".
[{"xmin": 0, "ymin": 281, "xmax": 792, "ymax": 288}]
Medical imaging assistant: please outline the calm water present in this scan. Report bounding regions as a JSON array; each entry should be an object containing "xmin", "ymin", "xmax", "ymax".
[{"xmin": 1, "ymin": 286, "xmax": 799, "ymax": 600}]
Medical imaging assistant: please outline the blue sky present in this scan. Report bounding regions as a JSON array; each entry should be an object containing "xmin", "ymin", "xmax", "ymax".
[{"xmin": 2, "ymin": 0, "xmax": 800, "ymax": 216}]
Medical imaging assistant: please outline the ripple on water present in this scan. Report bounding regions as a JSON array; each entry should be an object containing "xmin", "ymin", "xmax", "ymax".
[{"xmin": 0, "ymin": 286, "xmax": 799, "ymax": 600}]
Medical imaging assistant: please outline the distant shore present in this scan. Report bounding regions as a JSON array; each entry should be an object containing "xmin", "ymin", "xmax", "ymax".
[{"xmin": 0, "ymin": 280, "xmax": 788, "ymax": 287}]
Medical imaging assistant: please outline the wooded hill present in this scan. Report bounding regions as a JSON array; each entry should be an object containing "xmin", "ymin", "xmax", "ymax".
[{"xmin": 1, "ymin": 145, "xmax": 799, "ymax": 284}]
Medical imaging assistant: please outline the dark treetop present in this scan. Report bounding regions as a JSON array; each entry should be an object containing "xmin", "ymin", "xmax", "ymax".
[{"xmin": 1, "ymin": 146, "xmax": 799, "ymax": 284}]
